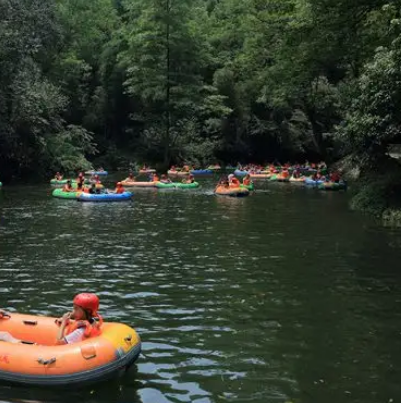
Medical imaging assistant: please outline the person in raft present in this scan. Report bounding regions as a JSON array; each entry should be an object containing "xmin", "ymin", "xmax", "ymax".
[
  {"xmin": 54, "ymin": 172, "xmax": 63, "ymax": 180},
  {"xmin": 63, "ymin": 180, "xmax": 73, "ymax": 192},
  {"xmin": 125, "ymin": 172, "xmax": 135, "ymax": 182},
  {"xmin": 182, "ymin": 174, "xmax": 195, "ymax": 184},
  {"xmin": 159, "ymin": 174, "xmax": 171, "ymax": 184},
  {"xmin": 0, "ymin": 293, "xmax": 102, "ymax": 344},
  {"xmin": 114, "ymin": 182, "xmax": 125, "ymax": 194},
  {"xmin": 228, "ymin": 174, "xmax": 240, "ymax": 187},
  {"xmin": 243, "ymin": 174, "xmax": 252, "ymax": 186}
]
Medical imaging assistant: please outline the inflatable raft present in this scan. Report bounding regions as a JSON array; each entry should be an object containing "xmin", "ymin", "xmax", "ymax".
[
  {"xmin": 215, "ymin": 186, "xmax": 250, "ymax": 197},
  {"xmin": 85, "ymin": 171, "xmax": 108, "ymax": 176},
  {"xmin": 121, "ymin": 181, "xmax": 156, "ymax": 188},
  {"xmin": 318, "ymin": 181, "xmax": 346, "ymax": 191},
  {"xmin": 289, "ymin": 176, "xmax": 305, "ymax": 183},
  {"xmin": 241, "ymin": 183, "xmax": 254, "ymax": 191},
  {"xmin": 52, "ymin": 189, "xmax": 80, "ymax": 199},
  {"xmin": 0, "ymin": 312, "xmax": 140, "ymax": 386},
  {"xmin": 304, "ymin": 178, "xmax": 324, "ymax": 186},
  {"xmin": 78, "ymin": 192, "xmax": 132, "ymax": 202},
  {"xmin": 167, "ymin": 170, "xmax": 189, "ymax": 176},
  {"xmin": 234, "ymin": 169, "xmax": 248, "ymax": 177},
  {"xmin": 250, "ymin": 173, "xmax": 272, "ymax": 180},
  {"xmin": 156, "ymin": 182, "xmax": 200, "ymax": 189},
  {"xmin": 138, "ymin": 169, "xmax": 156, "ymax": 174},
  {"xmin": 190, "ymin": 169, "xmax": 213, "ymax": 175}
]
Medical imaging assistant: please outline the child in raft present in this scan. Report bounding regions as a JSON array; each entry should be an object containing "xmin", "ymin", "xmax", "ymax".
[{"xmin": 0, "ymin": 293, "xmax": 102, "ymax": 345}]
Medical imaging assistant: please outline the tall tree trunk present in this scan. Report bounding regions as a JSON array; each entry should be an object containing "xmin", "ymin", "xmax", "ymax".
[{"xmin": 164, "ymin": 0, "xmax": 171, "ymax": 166}]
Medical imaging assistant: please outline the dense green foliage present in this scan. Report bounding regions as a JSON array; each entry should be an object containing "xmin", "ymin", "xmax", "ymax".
[{"xmin": 1, "ymin": 0, "xmax": 401, "ymax": 192}]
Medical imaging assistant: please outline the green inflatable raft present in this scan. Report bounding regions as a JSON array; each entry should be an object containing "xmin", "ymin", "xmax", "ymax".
[
  {"xmin": 241, "ymin": 183, "xmax": 254, "ymax": 191},
  {"xmin": 156, "ymin": 182, "xmax": 200, "ymax": 189},
  {"xmin": 52, "ymin": 189, "xmax": 81, "ymax": 199}
]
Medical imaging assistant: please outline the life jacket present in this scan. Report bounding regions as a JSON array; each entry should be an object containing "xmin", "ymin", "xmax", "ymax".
[
  {"xmin": 116, "ymin": 187, "xmax": 125, "ymax": 194},
  {"xmin": 243, "ymin": 178, "xmax": 251, "ymax": 185},
  {"xmin": 65, "ymin": 316, "xmax": 103, "ymax": 339}
]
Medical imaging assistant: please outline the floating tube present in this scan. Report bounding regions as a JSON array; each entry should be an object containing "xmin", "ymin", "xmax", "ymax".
[
  {"xmin": 250, "ymin": 173, "xmax": 272, "ymax": 180},
  {"xmin": 167, "ymin": 170, "xmax": 189, "ymax": 176},
  {"xmin": 0, "ymin": 312, "xmax": 140, "ymax": 386},
  {"xmin": 52, "ymin": 189, "xmax": 81, "ymax": 199},
  {"xmin": 318, "ymin": 181, "xmax": 346, "ymax": 191},
  {"xmin": 174, "ymin": 182, "xmax": 200, "ymax": 189},
  {"xmin": 289, "ymin": 177, "xmax": 305, "ymax": 183},
  {"xmin": 304, "ymin": 178, "xmax": 324, "ymax": 186},
  {"xmin": 234, "ymin": 169, "xmax": 248, "ymax": 177},
  {"xmin": 138, "ymin": 169, "xmax": 156, "ymax": 174},
  {"xmin": 190, "ymin": 169, "xmax": 213, "ymax": 175},
  {"xmin": 85, "ymin": 171, "xmax": 108, "ymax": 176},
  {"xmin": 241, "ymin": 183, "xmax": 254, "ymax": 191},
  {"xmin": 215, "ymin": 186, "xmax": 250, "ymax": 197},
  {"xmin": 121, "ymin": 181, "xmax": 156, "ymax": 188},
  {"xmin": 78, "ymin": 192, "xmax": 132, "ymax": 202},
  {"xmin": 269, "ymin": 174, "xmax": 290, "ymax": 182},
  {"xmin": 156, "ymin": 182, "xmax": 200, "ymax": 189}
]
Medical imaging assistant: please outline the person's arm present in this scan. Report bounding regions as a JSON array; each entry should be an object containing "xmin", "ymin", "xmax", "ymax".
[{"xmin": 56, "ymin": 312, "xmax": 71, "ymax": 345}]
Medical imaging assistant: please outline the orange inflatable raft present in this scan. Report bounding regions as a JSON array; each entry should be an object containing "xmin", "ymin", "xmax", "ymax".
[
  {"xmin": 215, "ymin": 186, "xmax": 250, "ymax": 197},
  {"xmin": 0, "ymin": 313, "xmax": 141, "ymax": 386},
  {"xmin": 121, "ymin": 181, "xmax": 156, "ymax": 188}
]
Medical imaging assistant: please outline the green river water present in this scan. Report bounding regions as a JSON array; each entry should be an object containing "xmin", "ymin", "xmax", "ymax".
[{"xmin": 0, "ymin": 177, "xmax": 400, "ymax": 403}]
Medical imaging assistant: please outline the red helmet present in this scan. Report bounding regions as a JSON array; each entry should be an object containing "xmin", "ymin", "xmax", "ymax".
[{"xmin": 73, "ymin": 293, "xmax": 99, "ymax": 316}]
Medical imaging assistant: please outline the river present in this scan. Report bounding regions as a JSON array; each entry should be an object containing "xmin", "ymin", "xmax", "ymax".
[{"xmin": 0, "ymin": 178, "xmax": 400, "ymax": 403}]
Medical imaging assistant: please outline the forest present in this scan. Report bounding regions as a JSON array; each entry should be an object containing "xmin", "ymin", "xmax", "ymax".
[{"xmin": 1, "ymin": 0, "xmax": 401, "ymax": 216}]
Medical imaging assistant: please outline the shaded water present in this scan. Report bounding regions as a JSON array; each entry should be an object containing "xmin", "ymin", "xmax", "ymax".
[{"xmin": 0, "ymin": 178, "xmax": 401, "ymax": 403}]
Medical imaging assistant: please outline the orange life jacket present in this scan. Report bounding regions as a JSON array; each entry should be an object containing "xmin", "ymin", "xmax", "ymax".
[
  {"xmin": 243, "ymin": 178, "xmax": 251, "ymax": 185},
  {"xmin": 115, "ymin": 187, "xmax": 125, "ymax": 194},
  {"xmin": 65, "ymin": 316, "xmax": 103, "ymax": 339}
]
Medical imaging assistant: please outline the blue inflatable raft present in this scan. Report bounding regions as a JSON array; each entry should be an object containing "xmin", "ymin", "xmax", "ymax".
[
  {"xmin": 304, "ymin": 178, "xmax": 324, "ymax": 186},
  {"xmin": 234, "ymin": 169, "xmax": 248, "ymax": 177},
  {"xmin": 78, "ymin": 192, "xmax": 132, "ymax": 202},
  {"xmin": 85, "ymin": 171, "xmax": 108, "ymax": 176},
  {"xmin": 190, "ymin": 169, "xmax": 213, "ymax": 175}
]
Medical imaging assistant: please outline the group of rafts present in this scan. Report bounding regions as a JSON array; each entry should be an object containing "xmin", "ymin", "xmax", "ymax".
[
  {"xmin": 50, "ymin": 163, "xmax": 346, "ymax": 201},
  {"xmin": 50, "ymin": 169, "xmax": 133, "ymax": 202}
]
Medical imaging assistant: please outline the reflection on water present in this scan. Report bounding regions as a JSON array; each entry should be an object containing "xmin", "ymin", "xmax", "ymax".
[{"xmin": 0, "ymin": 180, "xmax": 401, "ymax": 402}]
